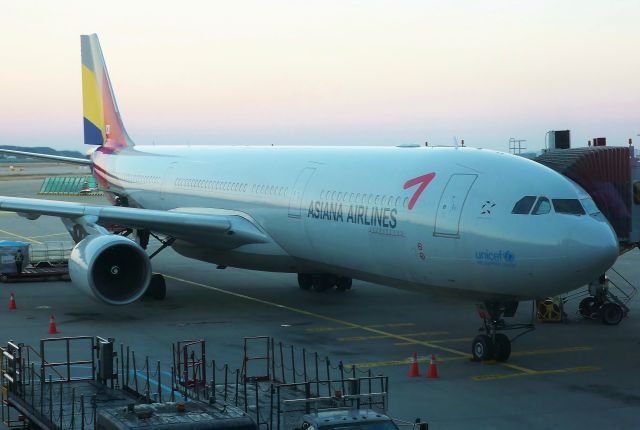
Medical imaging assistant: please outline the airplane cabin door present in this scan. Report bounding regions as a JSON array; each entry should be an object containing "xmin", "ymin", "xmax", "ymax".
[
  {"xmin": 288, "ymin": 167, "xmax": 316, "ymax": 218},
  {"xmin": 433, "ymin": 174, "xmax": 477, "ymax": 238}
]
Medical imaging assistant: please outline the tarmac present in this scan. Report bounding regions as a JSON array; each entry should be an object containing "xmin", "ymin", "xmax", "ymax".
[{"xmin": 0, "ymin": 174, "xmax": 639, "ymax": 429}]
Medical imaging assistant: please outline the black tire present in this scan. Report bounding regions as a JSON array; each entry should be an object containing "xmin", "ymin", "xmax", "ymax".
[
  {"xmin": 493, "ymin": 333, "xmax": 511, "ymax": 362},
  {"xmin": 297, "ymin": 273, "xmax": 313, "ymax": 290},
  {"xmin": 471, "ymin": 335, "xmax": 493, "ymax": 361},
  {"xmin": 578, "ymin": 297, "xmax": 596, "ymax": 318},
  {"xmin": 147, "ymin": 274, "xmax": 166, "ymax": 300},
  {"xmin": 336, "ymin": 277, "xmax": 352, "ymax": 291},
  {"xmin": 312, "ymin": 274, "xmax": 335, "ymax": 292},
  {"xmin": 601, "ymin": 302, "xmax": 624, "ymax": 325}
]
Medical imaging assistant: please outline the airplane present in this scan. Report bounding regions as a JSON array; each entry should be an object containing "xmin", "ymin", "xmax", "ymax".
[{"xmin": 0, "ymin": 34, "xmax": 619, "ymax": 362}]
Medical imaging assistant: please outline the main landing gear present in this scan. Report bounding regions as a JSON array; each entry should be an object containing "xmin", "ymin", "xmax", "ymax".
[
  {"xmin": 297, "ymin": 273, "xmax": 352, "ymax": 292},
  {"xmin": 471, "ymin": 301, "xmax": 534, "ymax": 362}
]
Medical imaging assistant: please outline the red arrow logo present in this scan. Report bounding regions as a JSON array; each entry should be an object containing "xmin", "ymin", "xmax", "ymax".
[{"xmin": 403, "ymin": 172, "xmax": 436, "ymax": 210}]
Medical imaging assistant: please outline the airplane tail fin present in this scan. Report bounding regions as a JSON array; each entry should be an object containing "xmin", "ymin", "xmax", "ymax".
[{"xmin": 81, "ymin": 34, "xmax": 133, "ymax": 149}]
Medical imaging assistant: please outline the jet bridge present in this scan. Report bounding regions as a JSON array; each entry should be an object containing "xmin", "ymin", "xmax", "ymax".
[{"xmin": 533, "ymin": 145, "xmax": 639, "ymax": 323}]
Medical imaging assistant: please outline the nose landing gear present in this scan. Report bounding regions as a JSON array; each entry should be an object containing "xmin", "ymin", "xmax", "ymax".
[{"xmin": 471, "ymin": 301, "xmax": 533, "ymax": 362}]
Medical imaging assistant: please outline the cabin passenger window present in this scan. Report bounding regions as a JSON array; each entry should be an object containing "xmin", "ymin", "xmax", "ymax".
[
  {"xmin": 532, "ymin": 197, "xmax": 551, "ymax": 215},
  {"xmin": 552, "ymin": 199, "xmax": 585, "ymax": 215},
  {"xmin": 512, "ymin": 196, "xmax": 536, "ymax": 214}
]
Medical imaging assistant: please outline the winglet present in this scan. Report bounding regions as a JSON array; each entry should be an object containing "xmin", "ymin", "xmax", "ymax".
[{"xmin": 81, "ymin": 34, "xmax": 133, "ymax": 149}]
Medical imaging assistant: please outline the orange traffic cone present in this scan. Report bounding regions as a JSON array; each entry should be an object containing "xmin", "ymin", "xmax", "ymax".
[
  {"xmin": 408, "ymin": 352, "xmax": 420, "ymax": 377},
  {"xmin": 48, "ymin": 314, "xmax": 59, "ymax": 334},
  {"xmin": 427, "ymin": 354, "xmax": 438, "ymax": 379},
  {"xmin": 8, "ymin": 292, "xmax": 16, "ymax": 310}
]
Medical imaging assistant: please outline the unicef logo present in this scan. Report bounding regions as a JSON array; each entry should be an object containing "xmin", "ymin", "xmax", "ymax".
[
  {"xmin": 475, "ymin": 249, "xmax": 516, "ymax": 266},
  {"xmin": 503, "ymin": 251, "xmax": 515, "ymax": 264}
]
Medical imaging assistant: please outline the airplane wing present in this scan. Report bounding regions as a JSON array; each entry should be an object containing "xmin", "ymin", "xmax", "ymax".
[
  {"xmin": 0, "ymin": 196, "xmax": 270, "ymax": 249},
  {"xmin": 0, "ymin": 149, "xmax": 92, "ymax": 166}
]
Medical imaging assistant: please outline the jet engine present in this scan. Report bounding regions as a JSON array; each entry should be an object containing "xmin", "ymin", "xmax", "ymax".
[{"xmin": 69, "ymin": 234, "xmax": 151, "ymax": 305}]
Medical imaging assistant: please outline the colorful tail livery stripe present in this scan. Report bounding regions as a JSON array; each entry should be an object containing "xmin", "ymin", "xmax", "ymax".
[{"xmin": 81, "ymin": 34, "xmax": 132, "ymax": 148}]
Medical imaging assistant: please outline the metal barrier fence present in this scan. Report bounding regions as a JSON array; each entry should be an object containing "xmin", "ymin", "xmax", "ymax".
[{"xmin": 2, "ymin": 335, "xmax": 389, "ymax": 430}]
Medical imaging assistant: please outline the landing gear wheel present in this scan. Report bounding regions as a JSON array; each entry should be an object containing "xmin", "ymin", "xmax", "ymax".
[
  {"xmin": 336, "ymin": 277, "xmax": 352, "ymax": 292},
  {"xmin": 146, "ymin": 274, "xmax": 166, "ymax": 300},
  {"xmin": 471, "ymin": 335, "xmax": 493, "ymax": 361},
  {"xmin": 492, "ymin": 333, "xmax": 511, "ymax": 362},
  {"xmin": 578, "ymin": 297, "xmax": 596, "ymax": 318},
  {"xmin": 600, "ymin": 302, "xmax": 623, "ymax": 325},
  {"xmin": 297, "ymin": 273, "xmax": 313, "ymax": 290},
  {"xmin": 312, "ymin": 274, "xmax": 335, "ymax": 292}
]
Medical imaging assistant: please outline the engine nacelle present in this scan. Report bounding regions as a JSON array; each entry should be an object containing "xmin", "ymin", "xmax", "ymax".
[{"xmin": 69, "ymin": 235, "xmax": 151, "ymax": 305}]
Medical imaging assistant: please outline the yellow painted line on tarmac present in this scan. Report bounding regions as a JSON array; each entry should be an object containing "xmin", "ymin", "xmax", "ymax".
[
  {"xmin": 395, "ymin": 337, "xmax": 472, "ymax": 346},
  {"xmin": 164, "ymin": 274, "xmax": 480, "ymax": 358},
  {"xmin": 165, "ymin": 274, "xmax": 541, "ymax": 375},
  {"xmin": 0, "ymin": 228, "xmax": 41, "ymax": 244},
  {"xmin": 345, "ymin": 354, "xmax": 464, "ymax": 369},
  {"xmin": 346, "ymin": 346, "xmax": 594, "ymax": 369},
  {"xmin": 471, "ymin": 366, "xmax": 601, "ymax": 382},
  {"xmin": 512, "ymin": 346, "xmax": 593, "ymax": 357},
  {"xmin": 28, "ymin": 232, "xmax": 69, "ymax": 239},
  {"xmin": 338, "ymin": 331, "xmax": 449, "ymax": 343},
  {"xmin": 306, "ymin": 323, "xmax": 415, "ymax": 333}
]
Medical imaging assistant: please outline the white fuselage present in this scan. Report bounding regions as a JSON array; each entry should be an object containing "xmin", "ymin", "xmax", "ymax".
[{"xmin": 92, "ymin": 145, "xmax": 619, "ymax": 301}]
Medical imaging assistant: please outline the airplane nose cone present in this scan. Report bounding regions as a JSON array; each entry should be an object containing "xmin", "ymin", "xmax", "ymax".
[{"xmin": 568, "ymin": 221, "xmax": 619, "ymax": 279}]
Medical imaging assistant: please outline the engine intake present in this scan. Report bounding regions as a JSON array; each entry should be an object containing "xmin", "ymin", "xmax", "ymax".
[{"xmin": 69, "ymin": 235, "xmax": 151, "ymax": 305}]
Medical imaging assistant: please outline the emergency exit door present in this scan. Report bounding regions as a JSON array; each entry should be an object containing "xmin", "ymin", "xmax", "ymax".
[
  {"xmin": 288, "ymin": 167, "xmax": 316, "ymax": 218},
  {"xmin": 434, "ymin": 174, "xmax": 477, "ymax": 238}
]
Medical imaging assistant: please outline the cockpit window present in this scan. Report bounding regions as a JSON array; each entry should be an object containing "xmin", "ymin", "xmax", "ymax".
[
  {"xmin": 580, "ymin": 197, "xmax": 600, "ymax": 215},
  {"xmin": 532, "ymin": 197, "xmax": 551, "ymax": 215},
  {"xmin": 512, "ymin": 196, "xmax": 536, "ymax": 214},
  {"xmin": 552, "ymin": 199, "xmax": 586, "ymax": 215}
]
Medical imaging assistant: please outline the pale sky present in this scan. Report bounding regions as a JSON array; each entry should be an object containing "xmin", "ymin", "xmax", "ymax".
[{"xmin": 0, "ymin": 0, "xmax": 638, "ymax": 152}]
